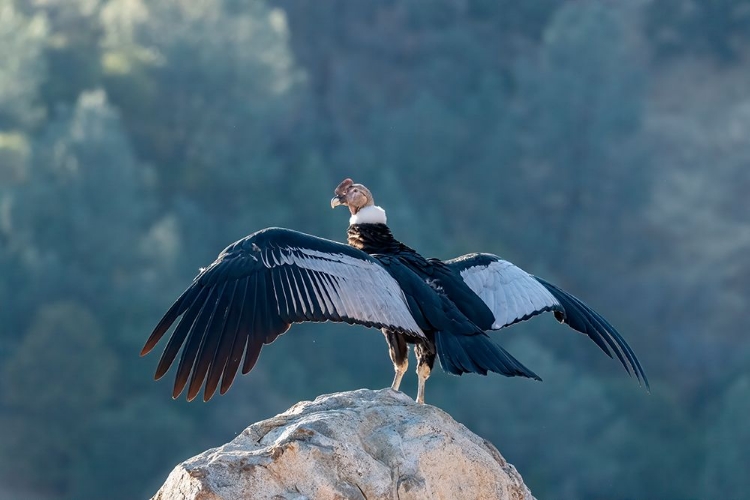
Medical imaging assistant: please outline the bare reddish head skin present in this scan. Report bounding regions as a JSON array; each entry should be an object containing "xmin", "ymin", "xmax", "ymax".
[
  {"xmin": 332, "ymin": 179, "xmax": 374, "ymax": 215},
  {"xmin": 335, "ymin": 178, "xmax": 353, "ymax": 197}
]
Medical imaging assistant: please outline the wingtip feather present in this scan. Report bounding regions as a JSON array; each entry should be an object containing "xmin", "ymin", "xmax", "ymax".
[
  {"xmin": 186, "ymin": 387, "xmax": 200, "ymax": 402},
  {"xmin": 154, "ymin": 360, "xmax": 172, "ymax": 380},
  {"xmin": 536, "ymin": 277, "xmax": 648, "ymax": 387},
  {"xmin": 171, "ymin": 384, "xmax": 184, "ymax": 400},
  {"xmin": 186, "ymin": 380, "xmax": 202, "ymax": 402},
  {"xmin": 140, "ymin": 326, "xmax": 169, "ymax": 357}
]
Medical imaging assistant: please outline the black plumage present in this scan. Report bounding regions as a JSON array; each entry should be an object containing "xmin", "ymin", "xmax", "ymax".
[{"xmin": 142, "ymin": 179, "xmax": 648, "ymax": 403}]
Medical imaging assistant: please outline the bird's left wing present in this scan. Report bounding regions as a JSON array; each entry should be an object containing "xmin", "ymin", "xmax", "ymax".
[
  {"xmin": 445, "ymin": 253, "xmax": 648, "ymax": 388},
  {"xmin": 446, "ymin": 254, "xmax": 562, "ymax": 329},
  {"xmin": 141, "ymin": 227, "xmax": 424, "ymax": 401}
]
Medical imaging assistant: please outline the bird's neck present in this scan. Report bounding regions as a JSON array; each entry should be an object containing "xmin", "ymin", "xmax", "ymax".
[
  {"xmin": 347, "ymin": 223, "xmax": 403, "ymax": 254},
  {"xmin": 349, "ymin": 205, "xmax": 386, "ymax": 225}
]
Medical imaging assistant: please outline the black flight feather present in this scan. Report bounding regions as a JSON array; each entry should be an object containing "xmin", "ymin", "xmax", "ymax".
[
  {"xmin": 187, "ymin": 282, "xmax": 229, "ymax": 401},
  {"xmin": 535, "ymin": 277, "xmax": 649, "ymax": 389},
  {"xmin": 154, "ymin": 286, "xmax": 210, "ymax": 380},
  {"xmin": 173, "ymin": 286, "xmax": 220, "ymax": 398},
  {"xmin": 219, "ymin": 276, "xmax": 252, "ymax": 395},
  {"xmin": 203, "ymin": 279, "xmax": 240, "ymax": 401}
]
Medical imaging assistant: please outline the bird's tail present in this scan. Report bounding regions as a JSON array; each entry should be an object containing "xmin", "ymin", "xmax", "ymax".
[{"xmin": 435, "ymin": 331, "xmax": 541, "ymax": 380}]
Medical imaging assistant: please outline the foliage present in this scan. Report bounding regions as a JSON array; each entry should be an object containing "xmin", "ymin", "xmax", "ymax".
[
  {"xmin": 7, "ymin": 90, "xmax": 152, "ymax": 329},
  {"xmin": 509, "ymin": 3, "xmax": 647, "ymax": 274},
  {"xmin": 0, "ymin": 0, "xmax": 47, "ymax": 129},
  {"xmin": 646, "ymin": 0, "xmax": 750, "ymax": 61},
  {"xmin": 0, "ymin": 302, "xmax": 116, "ymax": 494},
  {"xmin": 702, "ymin": 375, "xmax": 750, "ymax": 497},
  {"xmin": 69, "ymin": 398, "xmax": 197, "ymax": 499},
  {"xmin": 0, "ymin": 1, "xmax": 747, "ymax": 498},
  {"xmin": 102, "ymin": 0, "xmax": 303, "ymax": 232}
]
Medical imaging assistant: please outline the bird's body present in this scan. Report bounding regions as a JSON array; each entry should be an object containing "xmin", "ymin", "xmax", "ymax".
[
  {"xmin": 142, "ymin": 179, "xmax": 648, "ymax": 403},
  {"xmin": 346, "ymin": 221, "xmax": 540, "ymax": 402}
]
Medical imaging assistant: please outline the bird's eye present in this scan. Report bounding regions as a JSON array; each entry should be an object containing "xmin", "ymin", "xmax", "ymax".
[{"xmin": 353, "ymin": 189, "xmax": 358, "ymax": 193}]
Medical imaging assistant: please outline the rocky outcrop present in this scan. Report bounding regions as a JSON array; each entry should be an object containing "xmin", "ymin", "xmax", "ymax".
[{"xmin": 151, "ymin": 389, "xmax": 534, "ymax": 500}]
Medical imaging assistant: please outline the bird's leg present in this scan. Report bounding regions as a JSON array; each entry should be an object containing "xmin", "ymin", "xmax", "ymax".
[
  {"xmin": 392, "ymin": 358, "xmax": 408, "ymax": 391},
  {"xmin": 415, "ymin": 343, "xmax": 436, "ymax": 404},
  {"xmin": 416, "ymin": 362, "xmax": 430, "ymax": 404},
  {"xmin": 384, "ymin": 329, "xmax": 408, "ymax": 392}
]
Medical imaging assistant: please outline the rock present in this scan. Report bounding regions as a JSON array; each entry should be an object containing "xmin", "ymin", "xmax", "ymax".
[{"xmin": 151, "ymin": 389, "xmax": 534, "ymax": 500}]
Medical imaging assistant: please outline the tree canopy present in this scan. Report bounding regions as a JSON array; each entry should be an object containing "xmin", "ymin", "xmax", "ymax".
[{"xmin": 1, "ymin": 1, "xmax": 749, "ymax": 498}]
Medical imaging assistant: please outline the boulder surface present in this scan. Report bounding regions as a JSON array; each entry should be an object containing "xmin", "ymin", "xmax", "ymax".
[{"xmin": 151, "ymin": 389, "xmax": 534, "ymax": 500}]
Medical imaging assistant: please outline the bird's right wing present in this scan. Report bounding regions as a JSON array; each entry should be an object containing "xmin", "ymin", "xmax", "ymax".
[{"xmin": 141, "ymin": 227, "xmax": 424, "ymax": 402}]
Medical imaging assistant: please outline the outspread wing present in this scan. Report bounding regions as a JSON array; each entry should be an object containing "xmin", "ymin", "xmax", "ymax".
[
  {"xmin": 446, "ymin": 253, "xmax": 648, "ymax": 389},
  {"xmin": 141, "ymin": 227, "xmax": 424, "ymax": 401},
  {"xmin": 447, "ymin": 253, "xmax": 562, "ymax": 329}
]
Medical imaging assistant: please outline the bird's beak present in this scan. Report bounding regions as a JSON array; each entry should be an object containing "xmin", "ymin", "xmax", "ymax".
[{"xmin": 331, "ymin": 196, "xmax": 344, "ymax": 209}]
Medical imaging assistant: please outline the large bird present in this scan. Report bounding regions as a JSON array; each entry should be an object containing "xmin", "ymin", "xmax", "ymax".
[{"xmin": 142, "ymin": 178, "xmax": 648, "ymax": 403}]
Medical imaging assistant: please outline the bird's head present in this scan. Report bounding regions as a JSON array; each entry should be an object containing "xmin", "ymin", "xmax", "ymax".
[{"xmin": 331, "ymin": 178, "xmax": 375, "ymax": 215}]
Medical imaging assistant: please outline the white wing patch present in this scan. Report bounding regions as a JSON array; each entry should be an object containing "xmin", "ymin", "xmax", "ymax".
[
  {"xmin": 266, "ymin": 246, "xmax": 424, "ymax": 337},
  {"xmin": 460, "ymin": 260, "xmax": 561, "ymax": 329}
]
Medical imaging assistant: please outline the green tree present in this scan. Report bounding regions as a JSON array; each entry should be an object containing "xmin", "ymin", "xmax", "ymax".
[
  {"xmin": 17, "ymin": 0, "xmax": 106, "ymax": 107},
  {"xmin": 1, "ymin": 88, "xmax": 160, "ymax": 437},
  {"xmin": 511, "ymin": 2, "xmax": 647, "ymax": 269},
  {"xmin": 273, "ymin": 0, "xmax": 560, "ymax": 155},
  {"xmin": 0, "ymin": 302, "xmax": 117, "ymax": 495},
  {"xmin": 70, "ymin": 398, "xmax": 197, "ymax": 500},
  {"xmin": 702, "ymin": 375, "xmax": 750, "ymax": 497},
  {"xmin": 0, "ymin": 0, "xmax": 47, "ymax": 129},
  {"xmin": 10, "ymin": 90, "xmax": 153, "ymax": 315},
  {"xmin": 101, "ymin": 0, "xmax": 305, "ymax": 253},
  {"xmin": 647, "ymin": 0, "xmax": 750, "ymax": 61}
]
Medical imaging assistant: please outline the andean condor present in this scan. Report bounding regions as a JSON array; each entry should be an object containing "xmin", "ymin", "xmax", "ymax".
[{"xmin": 142, "ymin": 178, "xmax": 648, "ymax": 403}]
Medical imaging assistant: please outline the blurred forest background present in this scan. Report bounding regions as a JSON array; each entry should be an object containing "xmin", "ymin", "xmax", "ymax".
[{"xmin": 1, "ymin": 0, "xmax": 750, "ymax": 498}]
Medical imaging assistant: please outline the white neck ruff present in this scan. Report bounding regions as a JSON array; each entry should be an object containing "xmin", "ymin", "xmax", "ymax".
[{"xmin": 350, "ymin": 205, "xmax": 387, "ymax": 225}]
